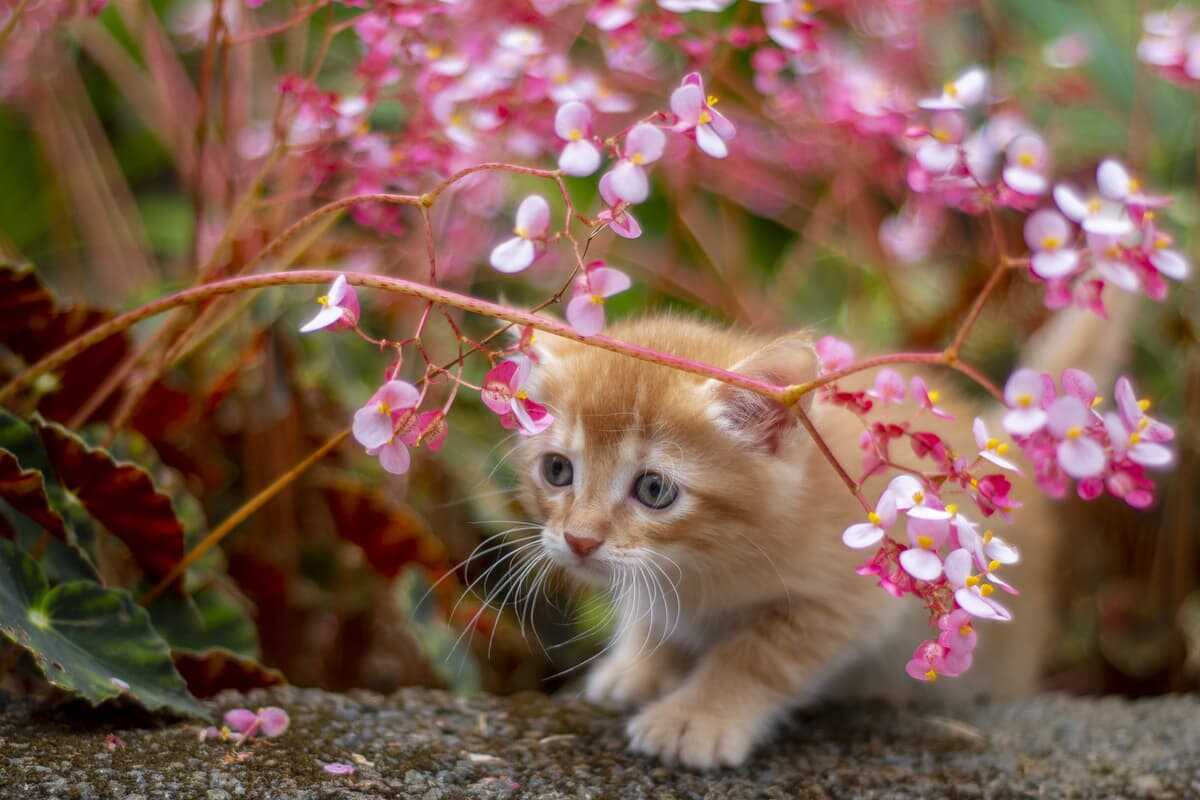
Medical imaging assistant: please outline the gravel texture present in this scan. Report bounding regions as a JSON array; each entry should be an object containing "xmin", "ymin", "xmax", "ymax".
[{"xmin": 2, "ymin": 686, "xmax": 1198, "ymax": 799}]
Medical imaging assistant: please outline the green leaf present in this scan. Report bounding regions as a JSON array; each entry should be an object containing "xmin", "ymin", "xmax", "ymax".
[
  {"xmin": 148, "ymin": 583, "xmax": 260, "ymax": 659},
  {"xmin": 0, "ymin": 539, "xmax": 209, "ymax": 719}
]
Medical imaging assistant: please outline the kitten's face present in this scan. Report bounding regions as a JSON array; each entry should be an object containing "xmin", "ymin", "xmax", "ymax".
[{"xmin": 513, "ymin": 319, "xmax": 815, "ymax": 594}]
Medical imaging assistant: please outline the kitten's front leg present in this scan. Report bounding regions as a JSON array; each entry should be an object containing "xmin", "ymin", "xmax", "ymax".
[
  {"xmin": 627, "ymin": 603, "xmax": 854, "ymax": 769},
  {"xmin": 585, "ymin": 620, "xmax": 686, "ymax": 708}
]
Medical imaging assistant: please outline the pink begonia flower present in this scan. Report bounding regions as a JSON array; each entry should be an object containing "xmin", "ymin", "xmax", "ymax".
[
  {"xmin": 938, "ymin": 609, "xmax": 978, "ymax": 654},
  {"xmin": 1043, "ymin": 33, "xmax": 1092, "ymax": 69},
  {"xmin": 867, "ymin": 369, "xmax": 906, "ymax": 405},
  {"xmin": 972, "ymin": 417, "xmax": 1019, "ymax": 472},
  {"xmin": 1104, "ymin": 413, "xmax": 1173, "ymax": 469},
  {"xmin": 1140, "ymin": 219, "xmax": 1191, "ymax": 283},
  {"xmin": 887, "ymin": 475, "xmax": 952, "ymax": 521},
  {"xmin": 1114, "ymin": 376, "xmax": 1174, "ymax": 443},
  {"xmin": 410, "ymin": 410, "xmax": 449, "ymax": 453},
  {"xmin": 554, "ymin": 102, "xmax": 601, "ymax": 177},
  {"xmin": 222, "ymin": 707, "xmax": 290, "ymax": 740},
  {"xmin": 324, "ymin": 762, "xmax": 356, "ymax": 775},
  {"xmin": 1023, "ymin": 208, "xmax": 1080, "ymax": 280},
  {"xmin": 1003, "ymin": 368, "xmax": 1049, "ymax": 436},
  {"xmin": 842, "ymin": 490, "xmax": 897, "ymax": 549},
  {"xmin": 814, "ymin": 335, "xmax": 854, "ymax": 374},
  {"xmin": 910, "ymin": 376, "xmax": 953, "ymax": 420},
  {"xmin": 566, "ymin": 261, "xmax": 632, "ymax": 336},
  {"xmin": 763, "ymin": 1, "xmax": 817, "ymax": 52},
  {"xmin": 1054, "ymin": 162, "xmax": 1134, "ymax": 237},
  {"xmin": 596, "ymin": 172, "xmax": 642, "ymax": 239},
  {"xmin": 587, "ymin": 0, "xmax": 639, "ymax": 31},
  {"xmin": 943, "ymin": 548, "xmax": 1012, "ymax": 621},
  {"xmin": 918, "ymin": 66, "xmax": 989, "ymax": 111},
  {"xmin": 490, "ymin": 195, "xmax": 551, "ymax": 273},
  {"xmin": 482, "ymin": 358, "xmax": 555, "ymax": 436},
  {"xmin": 1046, "ymin": 395, "xmax": 1106, "ymax": 479},
  {"xmin": 1060, "ymin": 368, "xmax": 1099, "ymax": 409},
  {"xmin": 913, "ymin": 110, "xmax": 965, "ymax": 175},
  {"xmin": 606, "ymin": 124, "xmax": 666, "ymax": 204},
  {"xmin": 670, "ymin": 73, "xmax": 736, "ymax": 159},
  {"xmin": 1002, "ymin": 133, "xmax": 1050, "ymax": 197},
  {"xmin": 974, "ymin": 474, "xmax": 1022, "ymax": 518},
  {"xmin": 899, "ymin": 537, "xmax": 943, "ymax": 582},
  {"xmin": 352, "ymin": 380, "xmax": 421, "ymax": 475},
  {"xmin": 300, "ymin": 275, "xmax": 360, "ymax": 333}
]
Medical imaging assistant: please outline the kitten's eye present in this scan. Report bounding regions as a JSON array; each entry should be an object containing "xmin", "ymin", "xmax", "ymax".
[
  {"xmin": 633, "ymin": 472, "xmax": 678, "ymax": 510},
  {"xmin": 541, "ymin": 453, "xmax": 574, "ymax": 487}
]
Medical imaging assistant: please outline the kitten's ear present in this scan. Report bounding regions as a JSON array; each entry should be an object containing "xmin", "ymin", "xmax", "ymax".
[{"xmin": 702, "ymin": 333, "xmax": 817, "ymax": 453}]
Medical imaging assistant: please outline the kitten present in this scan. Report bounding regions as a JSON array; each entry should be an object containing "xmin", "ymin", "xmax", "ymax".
[{"xmin": 512, "ymin": 312, "xmax": 1100, "ymax": 769}]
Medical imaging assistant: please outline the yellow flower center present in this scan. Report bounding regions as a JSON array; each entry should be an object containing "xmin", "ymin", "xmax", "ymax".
[
  {"xmin": 1065, "ymin": 426, "xmax": 1083, "ymax": 440},
  {"xmin": 959, "ymin": 623, "xmax": 973, "ymax": 636},
  {"xmin": 569, "ymin": 129, "xmax": 583, "ymax": 141},
  {"xmin": 1129, "ymin": 432, "xmax": 1141, "ymax": 445},
  {"xmin": 553, "ymin": 72, "xmax": 569, "ymax": 85},
  {"xmin": 426, "ymin": 45, "xmax": 443, "ymax": 60},
  {"xmin": 970, "ymin": 478, "xmax": 979, "ymax": 488},
  {"xmin": 1087, "ymin": 197, "xmax": 1102, "ymax": 214},
  {"xmin": 980, "ymin": 584, "xmax": 996, "ymax": 596},
  {"xmin": 986, "ymin": 437, "xmax": 999, "ymax": 450},
  {"xmin": 867, "ymin": 511, "xmax": 881, "ymax": 525},
  {"xmin": 1040, "ymin": 236, "xmax": 1061, "ymax": 251},
  {"xmin": 698, "ymin": 110, "xmax": 712, "ymax": 125},
  {"xmin": 924, "ymin": 669, "xmax": 938, "ymax": 682},
  {"xmin": 932, "ymin": 128, "xmax": 952, "ymax": 143},
  {"xmin": 317, "ymin": 295, "xmax": 330, "ymax": 306},
  {"xmin": 983, "ymin": 530, "xmax": 994, "ymax": 544},
  {"xmin": 800, "ymin": 1, "xmax": 814, "ymax": 12},
  {"xmin": 1138, "ymin": 398, "xmax": 1151, "ymax": 411},
  {"xmin": 590, "ymin": 294, "xmax": 604, "ymax": 305},
  {"xmin": 1144, "ymin": 210, "xmax": 1156, "ymax": 222},
  {"xmin": 1018, "ymin": 152, "xmax": 1036, "ymax": 167},
  {"xmin": 988, "ymin": 559, "xmax": 1001, "ymax": 572},
  {"xmin": 450, "ymin": 112, "xmax": 465, "ymax": 127},
  {"xmin": 945, "ymin": 503, "xmax": 958, "ymax": 515},
  {"xmin": 514, "ymin": 226, "xmax": 528, "ymax": 238},
  {"xmin": 944, "ymin": 81, "xmax": 958, "ymax": 98},
  {"xmin": 515, "ymin": 389, "xmax": 528, "ymax": 401},
  {"xmin": 1154, "ymin": 234, "xmax": 1169, "ymax": 250},
  {"xmin": 779, "ymin": 17, "xmax": 795, "ymax": 28},
  {"xmin": 913, "ymin": 490, "xmax": 924, "ymax": 504},
  {"xmin": 997, "ymin": 443, "xmax": 1009, "ymax": 454},
  {"xmin": 927, "ymin": 390, "xmax": 940, "ymax": 403},
  {"xmin": 1092, "ymin": 396, "xmax": 1103, "ymax": 408},
  {"xmin": 1017, "ymin": 393, "xmax": 1033, "ymax": 408},
  {"xmin": 917, "ymin": 535, "xmax": 934, "ymax": 549},
  {"xmin": 966, "ymin": 575, "xmax": 981, "ymax": 587},
  {"xmin": 1128, "ymin": 177, "xmax": 1142, "ymax": 193},
  {"xmin": 376, "ymin": 401, "xmax": 391, "ymax": 416},
  {"xmin": 631, "ymin": 153, "xmax": 645, "ymax": 165}
]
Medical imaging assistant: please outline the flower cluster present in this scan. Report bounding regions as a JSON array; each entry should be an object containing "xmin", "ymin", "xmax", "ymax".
[
  {"xmin": 1138, "ymin": 8, "xmax": 1200, "ymax": 87},
  {"xmin": 1001, "ymin": 369, "xmax": 1174, "ymax": 507}
]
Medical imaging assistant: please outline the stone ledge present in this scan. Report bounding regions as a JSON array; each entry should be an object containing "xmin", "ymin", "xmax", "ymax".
[{"xmin": 2, "ymin": 686, "xmax": 1198, "ymax": 799}]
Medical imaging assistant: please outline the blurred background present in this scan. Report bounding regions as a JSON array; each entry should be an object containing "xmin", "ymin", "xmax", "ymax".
[{"xmin": 0, "ymin": 0, "xmax": 1196, "ymax": 702}]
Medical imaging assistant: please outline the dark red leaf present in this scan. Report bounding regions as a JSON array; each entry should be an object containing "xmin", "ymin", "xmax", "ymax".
[
  {"xmin": 0, "ymin": 450, "xmax": 65, "ymax": 539},
  {"xmin": 36, "ymin": 421, "xmax": 185, "ymax": 587},
  {"xmin": 322, "ymin": 487, "xmax": 447, "ymax": 579},
  {"xmin": 173, "ymin": 651, "xmax": 286, "ymax": 698}
]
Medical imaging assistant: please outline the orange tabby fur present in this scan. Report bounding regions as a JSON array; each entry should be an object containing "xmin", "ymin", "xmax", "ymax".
[{"xmin": 513, "ymin": 309, "xmax": 1113, "ymax": 769}]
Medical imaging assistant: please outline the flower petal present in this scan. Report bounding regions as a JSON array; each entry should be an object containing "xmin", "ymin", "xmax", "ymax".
[
  {"xmin": 1057, "ymin": 436, "xmax": 1107, "ymax": 479},
  {"xmin": 559, "ymin": 140, "xmax": 601, "ymax": 176},
  {"xmin": 554, "ymin": 101, "xmax": 591, "ymax": 140},
  {"xmin": 490, "ymin": 237, "xmax": 536, "ymax": 273},
  {"xmin": 842, "ymin": 522, "xmax": 884, "ymax": 549},
  {"xmin": 1096, "ymin": 159, "xmax": 1131, "ymax": 200},
  {"xmin": 515, "ymin": 194, "xmax": 551, "ymax": 236},
  {"xmin": 625, "ymin": 123, "xmax": 666, "ymax": 163},
  {"xmin": 900, "ymin": 548, "xmax": 943, "ymax": 581},
  {"xmin": 566, "ymin": 293, "xmax": 605, "ymax": 336},
  {"xmin": 669, "ymin": 83, "xmax": 704, "ymax": 126},
  {"xmin": 608, "ymin": 160, "xmax": 649, "ymax": 204},
  {"xmin": 352, "ymin": 406, "xmax": 395, "ymax": 450},
  {"xmin": 590, "ymin": 266, "xmax": 632, "ymax": 297},
  {"xmin": 300, "ymin": 306, "xmax": 346, "ymax": 333},
  {"xmin": 1150, "ymin": 249, "xmax": 1189, "ymax": 281},
  {"xmin": 377, "ymin": 439, "xmax": 412, "ymax": 475},
  {"xmin": 1031, "ymin": 249, "xmax": 1080, "ymax": 279},
  {"xmin": 695, "ymin": 123, "xmax": 728, "ymax": 158}
]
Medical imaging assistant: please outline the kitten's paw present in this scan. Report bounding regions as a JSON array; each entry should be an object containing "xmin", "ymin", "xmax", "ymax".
[
  {"xmin": 585, "ymin": 653, "xmax": 679, "ymax": 708},
  {"xmin": 626, "ymin": 692, "xmax": 759, "ymax": 769}
]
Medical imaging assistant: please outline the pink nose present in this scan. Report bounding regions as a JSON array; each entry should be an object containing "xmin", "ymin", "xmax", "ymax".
[{"xmin": 564, "ymin": 532, "xmax": 602, "ymax": 559}]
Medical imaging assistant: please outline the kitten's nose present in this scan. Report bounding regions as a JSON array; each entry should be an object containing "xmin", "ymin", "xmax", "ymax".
[{"xmin": 563, "ymin": 532, "xmax": 602, "ymax": 559}]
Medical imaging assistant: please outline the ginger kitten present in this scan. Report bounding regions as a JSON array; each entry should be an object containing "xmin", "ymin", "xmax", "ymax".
[{"xmin": 513, "ymin": 314, "xmax": 1058, "ymax": 769}]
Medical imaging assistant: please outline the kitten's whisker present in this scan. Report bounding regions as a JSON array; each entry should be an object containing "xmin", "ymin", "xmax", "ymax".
[
  {"xmin": 417, "ymin": 530, "xmax": 541, "ymax": 613},
  {"xmin": 429, "ymin": 486, "xmax": 521, "ymax": 510}
]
